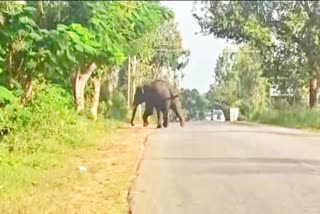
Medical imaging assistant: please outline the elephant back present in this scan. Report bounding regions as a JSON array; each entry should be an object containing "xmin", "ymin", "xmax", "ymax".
[{"xmin": 150, "ymin": 80, "xmax": 179, "ymax": 99}]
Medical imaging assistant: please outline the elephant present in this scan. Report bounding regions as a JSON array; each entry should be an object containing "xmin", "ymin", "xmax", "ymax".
[{"xmin": 130, "ymin": 80, "xmax": 184, "ymax": 128}]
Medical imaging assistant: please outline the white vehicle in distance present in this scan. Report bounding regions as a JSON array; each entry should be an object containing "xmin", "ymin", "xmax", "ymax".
[{"xmin": 212, "ymin": 109, "xmax": 225, "ymax": 122}]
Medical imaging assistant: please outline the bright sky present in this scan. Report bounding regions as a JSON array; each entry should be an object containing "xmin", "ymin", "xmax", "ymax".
[{"xmin": 161, "ymin": 1, "xmax": 232, "ymax": 94}]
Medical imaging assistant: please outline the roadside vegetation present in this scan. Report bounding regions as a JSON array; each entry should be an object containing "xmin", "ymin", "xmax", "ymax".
[
  {"xmin": 0, "ymin": 1, "xmax": 189, "ymax": 201},
  {"xmin": 193, "ymin": 2, "xmax": 320, "ymax": 129},
  {"xmin": 180, "ymin": 88, "xmax": 209, "ymax": 121}
]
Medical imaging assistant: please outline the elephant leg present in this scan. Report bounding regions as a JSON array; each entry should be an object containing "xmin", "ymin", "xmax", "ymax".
[
  {"xmin": 156, "ymin": 108, "xmax": 162, "ymax": 129},
  {"xmin": 171, "ymin": 103, "xmax": 184, "ymax": 127},
  {"xmin": 143, "ymin": 111, "xmax": 149, "ymax": 127},
  {"xmin": 143, "ymin": 103, "xmax": 153, "ymax": 127},
  {"xmin": 163, "ymin": 110, "xmax": 169, "ymax": 128},
  {"xmin": 161, "ymin": 100, "xmax": 171, "ymax": 128}
]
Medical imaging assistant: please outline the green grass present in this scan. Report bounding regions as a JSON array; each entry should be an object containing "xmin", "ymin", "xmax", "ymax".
[
  {"xmin": 251, "ymin": 108, "xmax": 320, "ymax": 130},
  {"xmin": 0, "ymin": 118, "xmax": 124, "ymax": 198},
  {"xmin": 0, "ymin": 84, "xmax": 126, "ymax": 198}
]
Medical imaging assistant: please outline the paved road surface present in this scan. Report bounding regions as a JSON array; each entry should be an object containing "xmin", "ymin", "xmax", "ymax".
[{"xmin": 129, "ymin": 122, "xmax": 320, "ymax": 214}]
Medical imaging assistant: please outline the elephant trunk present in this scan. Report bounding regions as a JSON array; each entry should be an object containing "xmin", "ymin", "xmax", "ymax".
[{"xmin": 131, "ymin": 105, "xmax": 138, "ymax": 126}]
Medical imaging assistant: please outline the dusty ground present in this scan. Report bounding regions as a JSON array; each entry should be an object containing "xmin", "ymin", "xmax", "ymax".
[{"xmin": 0, "ymin": 125, "xmax": 154, "ymax": 214}]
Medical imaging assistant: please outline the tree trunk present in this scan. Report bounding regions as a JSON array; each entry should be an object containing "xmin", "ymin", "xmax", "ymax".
[
  {"xmin": 138, "ymin": 76, "xmax": 142, "ymax": 119},
  {"xmin": 91, "ymin": 78, "xmax": 101, "ymax": 120},
  {"xmin": 309, "ymin": 74, "xmax": 318, "ymax": 108},
  {"xmin": 70, "ymin": 72, "xmax": 76, "ymax": 102},
  {"xmin": 131, "ymin": 56, "xmax": 141, "ymax": 120},
  {"xmin": 22, "ymin": 75, "xmax": 32, "ymax": 105},
  {"xmin": 73, "ymin": 63, "xmax": 97, "ymax": 113},
  {"xmin": 132, "ymin": 56, "xmax": 137, "ymax": 103},
  {"xmin": 127, "ymin": 57, "xmax": 131, "ymax": 108},
  {"xmin": 25, "ymin": 78, "xmax": 33, "ymax": 100}
]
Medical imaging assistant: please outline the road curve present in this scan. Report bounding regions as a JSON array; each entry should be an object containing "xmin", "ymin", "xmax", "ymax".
[{"xmin": 129, "ymin": 121, "xmax": 320, "ymax": 214}]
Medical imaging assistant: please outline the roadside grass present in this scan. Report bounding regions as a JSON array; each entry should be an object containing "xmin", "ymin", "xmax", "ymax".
[
  {"xmin": 0, "ymin": 84, "xmax": 129, "ymax": 198},
  {"xmin": 0, "ymin": 117, "xmax": 124, "ymax": 199},
  {"xmin": 250, "ymin": 108, "xmax": 320, "ymax": 130},
  {"xmin": 0, "ymin": 125, "xmax": 154, "ymax": 213},
  {"xmin": 0, "ymin": 83, "xmax": 157, "ymax": 202}
]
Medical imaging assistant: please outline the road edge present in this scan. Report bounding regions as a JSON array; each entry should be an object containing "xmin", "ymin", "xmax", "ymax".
[
  {"xmin": 126, "ymin": 133, "xmax": 153, "ymax": 214},
  {"xmin": 233, "ymin": 120, "xmax": 320, "ymax": 134}
]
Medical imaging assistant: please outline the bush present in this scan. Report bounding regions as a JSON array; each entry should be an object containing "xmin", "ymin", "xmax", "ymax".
[
  {"xmin": 0, "ymin": 85, "xmax": 18, "ymax": 107},
  {"xmin": 272, "ymin": 98, "xmax": 291, "ymax": 111},
  {"xmin": 100, "ymin": 90, "xmax": 129, "ymax": 120},
  {"xmin": 0, "ymin": 83, "xmax": 124, "ymax": 197},
  {"xmin": 0, "ymin": 84, "xmax": 109, "ymax": 168}
]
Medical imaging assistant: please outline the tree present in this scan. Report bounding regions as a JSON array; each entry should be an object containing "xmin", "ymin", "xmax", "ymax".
[
  {"xmin": 149, "ymin": 19, "xmax": 190, "ymax": 85},
  {"xmin": 212, "ymin": 48, "xmax": 236, "ymax": 87},
  {"xmin": 124, "ymin": 12, "xmax": 189, "ymax": 110},
  {"xmin": 181, "ymin": 88, "xmax": 208, "ymax": 120},
  {"xmin": 38, "ymin": 1, "xmax": 174, "ymax": 118},
  {"xmin": 207, "ymin": 45, "xmax": 268, "ymax": 118},
  {"xmin": 0, "ymin": 2, "xmax": 50, "ymax": 103},
  {"xmin": 0, "ymin": 1, "xmax": 187, "ymax": 122},
  {"xmin": 193, "ymin": 1, "xmax": 320, "ymax": 108}
]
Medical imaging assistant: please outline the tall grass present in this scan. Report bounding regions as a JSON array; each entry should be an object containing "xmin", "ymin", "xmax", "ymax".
[{"xmin": 251, "ymin": 108, "xmax": 320, "ymax": 130}]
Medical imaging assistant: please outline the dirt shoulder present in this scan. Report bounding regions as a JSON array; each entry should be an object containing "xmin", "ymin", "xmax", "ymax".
[{"xmin": 0, "ymin": 125, "xmax": 155, "ymax": 214}]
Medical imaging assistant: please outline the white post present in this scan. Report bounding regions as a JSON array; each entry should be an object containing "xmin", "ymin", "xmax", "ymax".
[{"xmin": 230, "ymin": 107, "xmax": 239, "ymax": 122}]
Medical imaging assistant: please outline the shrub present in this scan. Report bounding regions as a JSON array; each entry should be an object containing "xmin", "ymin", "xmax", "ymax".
[
  {"xmin": 0, "ymin": 84, "xmax": 108, "ymax": 168},
  {"xmin": 100, "ymin": 90, "xmax": 129, "ymax": 120}
]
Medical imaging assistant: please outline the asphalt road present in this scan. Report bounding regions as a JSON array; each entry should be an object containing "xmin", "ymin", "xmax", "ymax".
[{"xmin": 129, "ymin": 121, "xmax": 320, "ymax": 214}]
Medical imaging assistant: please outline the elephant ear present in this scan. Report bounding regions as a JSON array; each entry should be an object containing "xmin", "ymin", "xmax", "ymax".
[
  {"xmin": 134, "ymin": 86, "xmax": 140, "ymax": 93},
  {"xmin": 135, "ymin": 86, "xmax": 144, "ymax": 95}
]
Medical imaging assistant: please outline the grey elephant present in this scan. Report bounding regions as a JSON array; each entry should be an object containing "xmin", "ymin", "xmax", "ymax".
[{"xmin": 130, "ymin": 80, "xmax": 184, "ymax": 128}]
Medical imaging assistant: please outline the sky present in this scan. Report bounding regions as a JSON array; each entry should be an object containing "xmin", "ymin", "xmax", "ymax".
[{"xmin": 161, "ymin": 1, "xmax": 231, "ymax": 94}]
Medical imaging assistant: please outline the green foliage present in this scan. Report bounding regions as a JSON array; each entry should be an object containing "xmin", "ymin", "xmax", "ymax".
[
  {"xmin": 193, "ymin": 1, "xmax": 320, "ymax": 107},
  {"xmin": 151, "ymin": 19, "xmax": 190, "ymax": 82},
  {"xmin": 0, "ymin": 85, "xmax": 17, "ymax": 106},
  {"xmin": 127, "ymin": 14, "xmax": 190, "ymax": 85},
  {"xmin": 0, "ymin": 86, "xmax": 116, "ymax": 197},
  {"xmin": 252, "ymin": 108, "xmax": 320, "ymax": 130},
  {"xmin": 102, "ymin": 91, "xmax": 129, "ymax": 120},
  {"xmin": 0, "ymin": 1, "xmax": 178, "ymax": 89},
  {"xmin": 207, "ymin": 45, "xmax": 268, "ymax": 119},
  {"xmin": 0, "ymin": 3, "xmax": 47, "ymax": 88},
  {"xmin": 271, "ymin": 98, "xmax": 291, "ymax": 111},
  {"xmin": 181, "ymin": 88, "xmax": 208, "ymax": 120},
  {"xmin": 0, "ymin": 84, "xmax": 110, "ymax": 168},
  {"xmin": 1, "ymin": 85, "xmax": 73, "ymax": 154},
  {"xmin": 45, "ymin": 22, "xmax": 99, "ymax": 78}
]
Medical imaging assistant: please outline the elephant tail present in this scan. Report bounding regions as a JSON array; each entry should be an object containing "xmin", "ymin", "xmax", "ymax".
[
  {"xmin": 167, "ymin": 89, "xmax": 177, "ymax": 99},
  {"xmin": 166, "ymin": 83, "xmax": 179, "ymax": 99}
]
